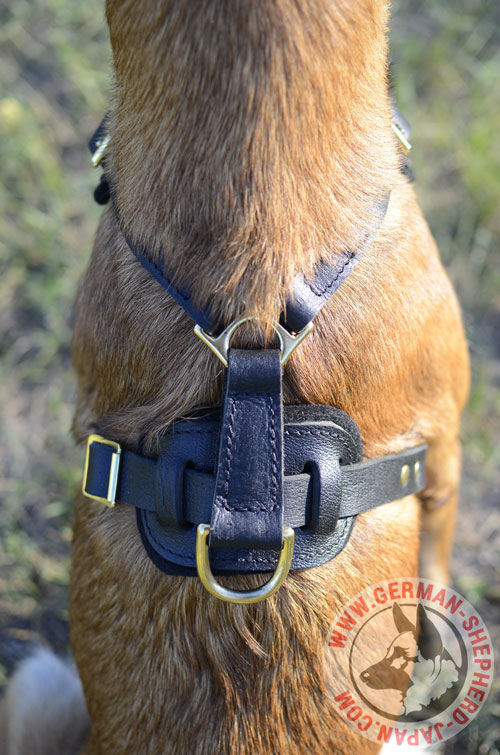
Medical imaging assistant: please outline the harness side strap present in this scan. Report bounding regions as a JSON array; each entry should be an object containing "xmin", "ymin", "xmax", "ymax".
[{"xmin": 83, "ymin": 438, "xmax": 427, "ymax": 525}]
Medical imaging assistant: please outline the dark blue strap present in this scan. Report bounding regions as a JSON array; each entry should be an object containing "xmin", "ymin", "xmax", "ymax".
[
  {"xmin": 84, "ymin": 442, "xmax": 156, "ymax": 508},
  {"xmin": 107, "ymin": 188, "xmax": 389, "ymax": 335},
  {"xmin": 283, "ymin": 195, "xmax": 390, "ymax": 332},
  {"xmin": 104, "ymin": 175, "xmax": 220, "ymax": 332},
  {"xmin": 119, "ymin": 228, "xmax": 218, "ymax": 333},
  {"xmin": 90, "ymin": 116, "xmax": 390, "ymax": 334},
  {"xmin": 209, "ymin": 349, "xmax": 284, "ymax": 550}
]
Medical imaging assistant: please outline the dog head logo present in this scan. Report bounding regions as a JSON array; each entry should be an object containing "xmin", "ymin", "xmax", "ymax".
[
  {"xmin": 326, "ymin": 579, "xmax": 493, "ymax": 745},
  {"xmin": 360, "ymin": 603, "xmax": 460, "ymax": 715}
]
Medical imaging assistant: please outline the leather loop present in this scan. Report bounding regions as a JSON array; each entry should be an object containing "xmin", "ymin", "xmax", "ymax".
[
  {"xmin": 209, "ymin": 349, "xmax": 284, "ymax": 550},
  {"xmin": 302, "ymin": 458, "xmax": 341, "ymax": 535},
  {"xmin": 153, "ymin": 421, "xmax": 216, "ymax": 528}
]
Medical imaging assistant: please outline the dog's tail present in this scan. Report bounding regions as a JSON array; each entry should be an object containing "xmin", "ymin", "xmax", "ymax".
[{"xmin": 0, "ymin": 647, "xmax": 89, "ymax": 755}]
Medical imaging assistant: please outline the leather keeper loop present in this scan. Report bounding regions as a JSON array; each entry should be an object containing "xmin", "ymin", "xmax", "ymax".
[
  {"xmin": 153, "ymin": 422, "xmax": 217, "ymax": 530},
  {"xmin": 154, "ymin": 454, "xmax": 190, "ymax": 529},
  {"xmin": 302, "ymin": 457, "xmax": 342, "ymax": 535}
]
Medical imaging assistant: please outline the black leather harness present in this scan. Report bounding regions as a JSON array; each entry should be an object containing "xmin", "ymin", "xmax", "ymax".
[{"xmin": 83, "ymin": 111, "xmax": 424, "ymax": 602}]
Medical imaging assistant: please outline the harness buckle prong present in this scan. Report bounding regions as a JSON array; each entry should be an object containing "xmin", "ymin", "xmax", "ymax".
[
  {"xmin": 194, "ymin": 316, "xmax": 313, "ymax": 367},
  {"xmin": 195, "ymin": 524, "xmax": 295, "ymax": 604}
]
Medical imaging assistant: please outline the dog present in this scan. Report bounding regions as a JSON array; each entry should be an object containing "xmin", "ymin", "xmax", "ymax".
[
  {"xmin": 0, "ymin": 1, "xmax": 469, "ymax": 753},
  {"xmin": 360, "ymin": 603, "xmax": 460, "ymax": 717}
]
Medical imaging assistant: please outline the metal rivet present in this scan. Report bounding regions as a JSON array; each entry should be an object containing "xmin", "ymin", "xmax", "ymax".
[
  {"xmin": 401, "ymin": 465, "xmax": 410, "ymax": 486},
  {"xmin": 414, "ymin": 461, "xmax": 420, "ymax": 481}
]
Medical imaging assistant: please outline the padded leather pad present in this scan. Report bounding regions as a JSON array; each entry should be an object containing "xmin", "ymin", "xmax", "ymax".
[{"xmin": 137, "ymin": 404, "xmax": 362, "ymax": 575}]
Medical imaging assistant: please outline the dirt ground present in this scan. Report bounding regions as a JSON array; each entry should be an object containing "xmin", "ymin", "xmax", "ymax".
[{"xmin": 0, "ymin": 1, "xmax": 498, "ymax": 752}]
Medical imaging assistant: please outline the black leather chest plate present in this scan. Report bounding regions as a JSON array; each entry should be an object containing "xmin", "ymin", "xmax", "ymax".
[{"xmin": 137, "ymin": 404, "xmax": 362, "ymax": 575}]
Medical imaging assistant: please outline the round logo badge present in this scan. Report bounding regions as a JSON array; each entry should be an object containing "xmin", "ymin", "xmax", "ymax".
[{"xmin": 325, "ymin": 578, "xmax": 493, "ymax": 747}]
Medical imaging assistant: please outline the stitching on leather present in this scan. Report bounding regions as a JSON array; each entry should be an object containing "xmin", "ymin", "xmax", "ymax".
[
  {"xmin": 268, "ymin": 395, "xmax": 278, "ymax": 508},
  {"xmin": 214, "ymin": 393, "xmax": 280, "ymax": 514},
  {"xmin": 137, "ymin": 251, "xmax": 192, "ymax": 304},
  {"xmin": 304, "ymin": 252, "xmax": 356, "ymax": 299},
  {"xmin": 142, "ymin": 512, "xmax": 274, "ymax": 564},
  {"xmin": 141, "ymin": 511, "xmax": 350, "ymax": 566},
  {"xmin": 222, "ymin": 397, "xmax": 236, "ymax": 504},
  {"xmin": 285, "ymin": 429, "xmax": 355, "ymax": 463}
]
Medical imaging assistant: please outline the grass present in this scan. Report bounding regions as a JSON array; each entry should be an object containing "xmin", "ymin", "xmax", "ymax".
[
  {"xmin": 1, "ymin": 1, "xmax": 499, "ymax": 751},
  {"xmin": 0, "ymin": 0, "xmax": 110, "ymax": 680}
]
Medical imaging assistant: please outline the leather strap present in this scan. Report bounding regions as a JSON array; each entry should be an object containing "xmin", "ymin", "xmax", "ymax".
[
  {"xmin": 83, "ymin": 406, "xmax": 427, "ymax": 574},
  {"xmin": 115, "ymin": 196, "xmax": 389, "ymax": 336},
  {"xmin": 209, "ymin": 349, "xmax": 284, "ymax": 550},
  {"xmin": 283, "ymin": 196, "xmax": 390, "ymax": 333},
  {"xmin": 84, "ymin": 443, "xmax": 426, "ymax": 525},
  {"xmin": 84, "ymin": 103, "xmax": 416, "ymax": 581},
  {"xmin": 89, "ymin": 119, "xmax": 390, "ymax": 336}
]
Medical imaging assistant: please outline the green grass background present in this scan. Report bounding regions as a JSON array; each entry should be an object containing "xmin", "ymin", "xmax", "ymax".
[{"xmin": 1, "ymin": 1, "xmax": 499, "ymax": 752}]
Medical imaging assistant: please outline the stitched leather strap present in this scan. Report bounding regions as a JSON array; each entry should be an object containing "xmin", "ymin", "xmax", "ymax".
[
  {"xmin": 83, "ymin": 406, "xmax": 427, "ymax": 574},
  {"xmin": 209, "ymin": 349, "xmax": 284, "ymax": 550},
  {"xmin": 89, "ymin": 116, "xmax": 393, "ymax": 334},
  {"xmin": 115, "ymin": 197, "xmax": 389, "ymax": 335},
  {"xmin": 85, "ymin": 442, "xmax": 426, "ymax": 525},
  {"xmin": 95, "ymin": 157, "xmax": 390, "ymax": 336},
  {"xmin": 283, "ymin": 195, "xmax": 390, "ymax": 333}
]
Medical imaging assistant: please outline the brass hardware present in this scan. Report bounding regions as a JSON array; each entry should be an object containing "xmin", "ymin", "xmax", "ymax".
[
  {"xmin": 392, "ymin": 122, "xmax": 412, "ymax": 154},
  {"xmin": 82, "ymin": 434, "xmax": 121, "ymax": 507},
  {"xmin": 414, "ymin": 460, "xmax": 421, "ymax": 482},
  {"xmin": 195, "ymin": 523, "xmax": 295, "ymax": 604},
  {"xmin": 400, "ymin": 464, "xmax": 410, "ymax": 487},
  {"xmin": 194, "ymin": 316, "xmax": 314, "ymax": 368},
  {"xmin": 91, "ymin": 133, "xmax": 111, "ymax": 167}
]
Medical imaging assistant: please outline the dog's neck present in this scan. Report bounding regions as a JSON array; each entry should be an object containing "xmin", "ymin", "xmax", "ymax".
[{"xmin": 105, "ymin": 0, "xmax": 398, "ymax": 325}]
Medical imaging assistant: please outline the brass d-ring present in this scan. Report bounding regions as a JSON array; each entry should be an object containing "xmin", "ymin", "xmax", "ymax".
[{"xmin": 195, "ymin": 524, "xmax": 295, "ymax": 604}]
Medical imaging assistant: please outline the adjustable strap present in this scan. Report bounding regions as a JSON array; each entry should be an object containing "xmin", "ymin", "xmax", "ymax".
[
  {"xmin": 111, "ymin": 198, "xmax": 389, "ymax": 337},
  {"xmin": 90, "ymin": 189, "xmax": 390, "ymax": 337},
  {"xmin": 84, "ymin": 438, "xmax": 426, "ymax": 524},
  {"xmin": 83, "ymin": 407, "xmax": 427, "ymax": 575},
  {"xmin": 88, "ymin": 119, "xmax": 390, "ymax": 336},
  {"xmin": 88, "ymin": 115, "xmax": 398, "ymax": 337},
  {"xmin": 209, "ymin": 349, "xmax": 284, "ymax": 550}
]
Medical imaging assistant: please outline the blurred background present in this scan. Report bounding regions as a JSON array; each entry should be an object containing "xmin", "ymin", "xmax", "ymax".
[{"xmin": 0, "ymin": 0, "xmax": 498, "ymax": 751}]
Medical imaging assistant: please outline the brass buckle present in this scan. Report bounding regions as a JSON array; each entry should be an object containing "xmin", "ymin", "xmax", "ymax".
[
  {"xmin": 91, "ymin": 133, "xmax": 111, "ymax": 168},
  {"xmin": 195, "ymin": 524, "xmax": 295, "ymax": 604},
  {"xmin": 82, "ymin": 434, "xmax": 121, "ymax": 508},
  {"xmin": 194, "ymin": 316, "xmax": 313, "ymax": 367}
]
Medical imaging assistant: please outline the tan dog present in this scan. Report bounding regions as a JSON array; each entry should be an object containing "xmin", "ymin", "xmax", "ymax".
[{"xmin": 2, "ymin": 1, "xmax": 469, "ymax": 753}]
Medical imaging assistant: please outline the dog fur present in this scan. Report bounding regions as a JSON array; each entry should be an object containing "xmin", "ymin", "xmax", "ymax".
[{"xmin": 1, "ymin": 1, "xmax": 469, "ymax": 753}]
